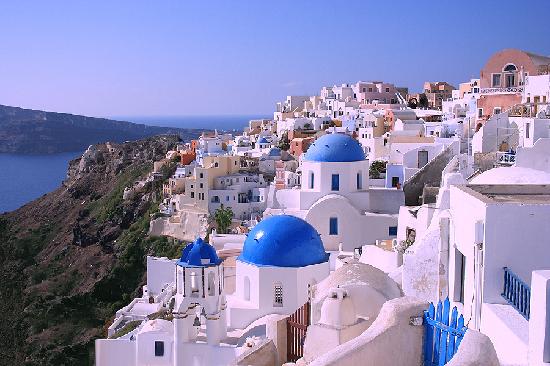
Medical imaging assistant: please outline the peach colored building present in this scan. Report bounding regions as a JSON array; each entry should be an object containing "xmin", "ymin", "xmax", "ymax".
[
  {"xmin": 289, "ymin": 137, "xmax": 314, "ymax": 158},
  {"xmin": 477, "ymin": 49, "xmax": 550, "ymax": 124}
]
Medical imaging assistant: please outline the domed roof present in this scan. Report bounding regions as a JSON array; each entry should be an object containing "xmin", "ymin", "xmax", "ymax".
[
  {"xmin": 304, "ymin": 133, "xmax": 365, "ymax": 162},
  {"xmin": 470, "ymin": 167, "xmax": 550, "ymax": 185},
  {"xmin": 177, "ymin": 237, "xmax": 221, "ymax": 267},
  {"xmin": 258, "ymin": 137, "xmax": 269, "ymax": 144},
  {"xmin": 319, "ymin": 288, "xmax": 357, "ymax": 328},
  {"xmin": 238, "ymin": 215, "xmax": 329, "ymax": 267},
  {"xmin": 268, "ymin": 147, "xmax": 281, "ymax": 156}
]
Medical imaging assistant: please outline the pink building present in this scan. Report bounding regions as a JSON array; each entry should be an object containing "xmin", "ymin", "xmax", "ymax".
[{"xmin": 477, "ymin": 49, "xmax": 550, "ymax": 125}]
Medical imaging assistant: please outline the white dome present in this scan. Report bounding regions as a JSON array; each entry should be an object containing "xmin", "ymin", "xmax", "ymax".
[
  {"xmin": 470, "ymin": 167, "xmax": 550, "ymax": 185},
  {"xmin": 319, "ymin": 288, "xmax": 357, "ymax": 328}
]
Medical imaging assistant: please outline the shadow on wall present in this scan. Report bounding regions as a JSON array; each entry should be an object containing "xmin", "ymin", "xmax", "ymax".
[{"xmin": 403, "ymin": 145, "xmax": 457, "ymax": 206}]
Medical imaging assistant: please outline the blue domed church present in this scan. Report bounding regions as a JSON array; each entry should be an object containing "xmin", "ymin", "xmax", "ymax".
[
  {"xmin": 264, "ymin": 131, "xmax": 404, "ymax": 252},
  {"xmin": 227, "ymin": 215, "xmax": 330, "ymax": 328}
]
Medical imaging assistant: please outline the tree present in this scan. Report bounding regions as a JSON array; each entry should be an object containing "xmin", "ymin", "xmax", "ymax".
[
  {"xmin": 214, "ymin": 204, "xmax": 233, "ymax": 234},
  {"xmin": 278, "ymin": 133, "xmax": 290, "ymax": 151},
  {"xmin": 418, "ymin": 93, "xmax": 429, "ymax": 109},
  {"xmin": 369, "ymin": 160, "xmax": 387, "ymax": 179}
]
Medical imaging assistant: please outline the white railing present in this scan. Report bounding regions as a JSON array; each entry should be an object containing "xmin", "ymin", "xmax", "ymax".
[{"xmin": 480, "ymin": 86, "xmax": 524, "ymax": 94}]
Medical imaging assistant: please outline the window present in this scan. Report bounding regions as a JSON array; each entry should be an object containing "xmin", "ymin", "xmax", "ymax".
[
  {"xmin": 453, "ymin": 249, "xmax": 466, "ymax": 303},
  {"xmin": 274, "ymin": 283, "xmax": 283, "ymax": 307},
  {"xmin": 505, "ymin": 73, "xmax": 515, "ymax": 88},
  {"xmin": 477, "ymin": 108, "xmax": 483, "ymax": 118},
  {"xmin": 391, "ymin": 176, "xmax": 400, "ymax": 187},
  {"xmin": 503, "ymin": 64, "xmax": 517, "ymax": 72},
  {"xmin": 199, "ymin": 173, "xmax": 204, "ymax": 178},
  {"xmin": 155, "ymin": 341, "xmax": 164, "ymax": 357},
  {"xmin": 493, "ymin": 107, "xmax": 501, "ymax": 115},
  {"xmin": 368, "ymin": 87, "xmax": 373, "ymax": 92},
  {"xmin": 199, "ymin": 183, "xmax": 203, "ymax": 188},
  {"xmin": 356, "ymin": 172, "xmax": 362, "ymax": 190},
  {"xmin": 492, "ymin": 74, "xmax": 501, "ymax": 87},
  {"xmin": 191, "ymin": 192, "xmax": 195, "ymax": 198},
  {"xmin": 215, "ymin": 162, "xmax": 219, "ymax": 167},
  {"xmin": 329, "ymin": 217, "xmax": 338, "ymax": 235},
  {"xmin": 331, "ymin": 174, "xmax": 340, "ymax": 191},
  {"xmin": 526, "ymin": 123, "xmax": 530, "ymax": 138},
  {"xmin": 389, "ymin": 226, "xmax": 398, "ymax": 236},
  {"xmin": 418, "ymin": 150, "xmax": 429, "ymax": 168},
  {"xmin": 385, "ymin": 87, "xmax": 390, "ymax": 92},
  {"xmin": 243, "ymin": 276, "xmax": 250, "ymax": 301},
  {"xmin": 309, "ymin": 172, "xmax": 315, "ymax": 189},
  {"xmin": 226, "ymin": 196, "xmax": 229, "ymax": 201},
  {"xmin": 190, "ymin": 271, "xmax": 199, "ymax": 293}
]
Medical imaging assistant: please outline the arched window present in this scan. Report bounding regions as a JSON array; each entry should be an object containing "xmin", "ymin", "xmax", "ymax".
[
  {"xmin": 190, "ymin": 271, "xmax": 199, "ymax": 296},
  {"xmin": 309, "ymin": 171, "xmax": 315, "ymax": 189},
  {"xmin": 207, "ymin": 271, "xmax": 216, "ymax": 296},
  {"xmin": 356, "ymin": 172, "xmax": 363, "ymax": 190},
  {"xmin": 503, "ymin": 64, "xmax": 517, "ymax": 72},
  {"xmin": 273, "ymin": 282, "xmax": 283, "ymax": 307}
]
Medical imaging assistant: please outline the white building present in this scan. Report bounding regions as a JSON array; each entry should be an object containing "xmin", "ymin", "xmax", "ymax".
[
  {"xmin": 227, "ymin": 215, "xmax": 330, "ymax": 328},
  {"xmin": 208, "ymin": 173, "xmax": 269, "ymax": 221},
  {"xmin": 265, "ymin": 132, "xmax": 403, "ymax": 252}
]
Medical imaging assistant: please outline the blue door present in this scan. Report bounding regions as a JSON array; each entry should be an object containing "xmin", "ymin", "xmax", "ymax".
[{"xmin": 424, "ymin": 297, "xmax": 467, "ymax": 366}]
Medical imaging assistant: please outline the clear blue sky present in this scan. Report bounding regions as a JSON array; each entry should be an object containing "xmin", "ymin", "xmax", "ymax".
[{"xmin": 0, "ymin": 0, "xmax": 549, "ymax": 117}]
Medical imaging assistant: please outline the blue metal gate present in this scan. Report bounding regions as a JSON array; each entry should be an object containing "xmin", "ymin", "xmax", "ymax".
[{"xmin": 424, "ymin": 297, "xmax": 467, "ymax": 366}]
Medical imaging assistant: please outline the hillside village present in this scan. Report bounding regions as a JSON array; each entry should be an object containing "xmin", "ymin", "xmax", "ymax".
[{"xmin": 95, "ymin": 48, "xmax": 550, "ymax": 366}]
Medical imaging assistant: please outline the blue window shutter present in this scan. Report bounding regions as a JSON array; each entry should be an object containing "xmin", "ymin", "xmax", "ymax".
[
  {"xmin": 331, "ymin": 174, "xmax": 340, "ymax": 191},
  {"xmin": 329, "ymin": 217, "xmax": 338, "ymax": 235},
  {"xmin": 389, "ymin": 226, "xmax": 398, "ymax": 236},
  {"xmin": 155, "ymin": 341, "xmax": 164, "ymax": 357}
]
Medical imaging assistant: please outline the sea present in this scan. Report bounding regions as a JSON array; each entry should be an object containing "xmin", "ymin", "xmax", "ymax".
[{"xmin": 0, "ymin": 115, "xmax": 268, "ymax": 213}]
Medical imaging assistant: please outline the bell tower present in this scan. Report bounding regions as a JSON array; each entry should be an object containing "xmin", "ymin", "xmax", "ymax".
[{"xmin": 173, "ymin": 238, "xmax": 227, "ymax": 365}]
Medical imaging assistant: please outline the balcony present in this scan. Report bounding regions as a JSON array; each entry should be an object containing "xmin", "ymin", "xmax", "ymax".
[
  {"xmin": 480, "ymin": 86, "xmax": 524, "ymax": 95},
  {"xmin": 509, "ymin": 102, "xmax": 550, "ymax": 118},
  {"xmin": 495, "ymin": 151, "xmax": 515, "ymax": 166},
  {"xmin": 501, "ymin": 267, "xmax": 531, "ymax": 320}
]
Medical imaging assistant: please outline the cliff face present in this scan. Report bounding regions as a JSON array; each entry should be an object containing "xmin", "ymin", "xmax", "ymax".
[
  {"xmin": 0, "ymin": 135, "xmax": 185, "ymax": 365},
  {"xmin": 0, "ymin": 104, "xmax": 207, "ymax": 153}
]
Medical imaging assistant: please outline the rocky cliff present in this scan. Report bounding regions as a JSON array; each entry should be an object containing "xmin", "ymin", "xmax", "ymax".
[
  {"xmin": 0, "ymin": 104, "xmax": 207, "ymax": 154},
  {"xmin": 0, "ymin": 135, "xmax": 186, "ymax": 365}
]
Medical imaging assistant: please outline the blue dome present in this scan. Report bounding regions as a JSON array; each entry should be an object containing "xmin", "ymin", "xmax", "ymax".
[
  {"xmin": 258, "ymin": 137, "xmax": 269, "ymax": 144},
  {"xmin": 304, "ymin": 133, "xmax": 365, "ymax": 162},
  {"xmin": 177, "ymin": 237, "xmax": 221, "ymax": 267},
  {"xmin": 238, "ymin": 215, "xmax": 329, "ymax": 267},
  {"xmin": 268, "ymin": 147, "xmax": 281, "ymax": 156}
]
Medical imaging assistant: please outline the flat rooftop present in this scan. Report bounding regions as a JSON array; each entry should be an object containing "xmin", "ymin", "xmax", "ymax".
[{"xmin": 461, "ymin": 184, "xmax": 550, "ymax": 204}]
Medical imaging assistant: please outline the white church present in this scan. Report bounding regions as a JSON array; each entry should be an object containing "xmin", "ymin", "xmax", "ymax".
[
  {"xmin": 95, "ymin": 215, "xmax": 331, "ymax": 366},
  {"xmin": 265, "ymin": 132, "xmax": 404, "ymax": 252},
  {"xmin": 227, "ymin": 214, "xmax": 330, "ymax": 328}
]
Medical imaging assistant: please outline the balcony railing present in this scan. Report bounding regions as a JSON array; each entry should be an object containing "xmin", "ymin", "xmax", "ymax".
[
  {"xmin": 501, "ymin": 267, "xmax": 531, "ymax": 320},
  {"xmin": 480, "ymin": 86, "xmax": 524, "ymax": 94},
  {"xmin": 509, "ymin": 102, "xmax": 550, "ymax": 118},
  {"xmin": 495, "ymin": 151, "xmax": 516, "ymax": 166}
]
